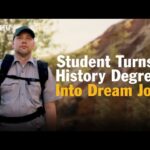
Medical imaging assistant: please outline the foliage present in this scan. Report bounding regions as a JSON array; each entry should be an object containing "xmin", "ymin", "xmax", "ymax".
[{"xmin": 0, "ymin": 19, "xmax": 59, "ymax": 59}]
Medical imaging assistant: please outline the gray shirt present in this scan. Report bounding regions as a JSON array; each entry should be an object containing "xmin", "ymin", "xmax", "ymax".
[{"xmin": 0, "ymin": 56, "xmax": 61, "ymax": 131}]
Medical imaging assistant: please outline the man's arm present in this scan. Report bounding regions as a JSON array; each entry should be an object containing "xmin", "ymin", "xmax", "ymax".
[
  {"xmin": 44, "ymin": 101, "xmax": 57, "ymax": 131},
  {"xmin": 43, "ymin": 68, "xmax": 62, "ymax": 131}
]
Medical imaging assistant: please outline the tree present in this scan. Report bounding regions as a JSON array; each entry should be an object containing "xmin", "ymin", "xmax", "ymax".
[{"xmin": 0, "ymin": 19, "xmax": 58, "ymax": 59}]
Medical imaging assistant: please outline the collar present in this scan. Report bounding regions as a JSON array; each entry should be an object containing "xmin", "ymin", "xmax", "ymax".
[{"xmin": 12, "ymin": 55, "xmax": 36, "ymax": 66}]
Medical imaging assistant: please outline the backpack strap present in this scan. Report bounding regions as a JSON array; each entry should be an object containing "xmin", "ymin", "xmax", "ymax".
[
  {"xmin": 6, "ymin": 75, "xmax": 40, "ymax": 85},
  {"xmin": 37, "ymin": 60, "xmax": 48, "ymax": 105},
  {"xmin": 0, "ymin": 107, "xmax": 45, "ymax": 123},
  {"xmin": 0, "ymin": 54, "xmax": 14, "ymax": 85}
]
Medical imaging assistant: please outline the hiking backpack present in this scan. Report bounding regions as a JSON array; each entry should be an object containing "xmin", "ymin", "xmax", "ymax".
[
  {"xmin": 0, "ymin": 54, "xmax": 49, "ymax": 123},
  {"xmin": 0, "ymin": 54, "xmax": 48, "ymax": 106}
]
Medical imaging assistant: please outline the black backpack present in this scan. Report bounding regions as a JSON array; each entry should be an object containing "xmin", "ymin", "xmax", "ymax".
[
  {"xmin": 0, "ymin": 54, "xmax": 50, "ymax": 123},
  {"xmin": 0, "ymin": 54, "xmax": 48, "ymax": 105}
]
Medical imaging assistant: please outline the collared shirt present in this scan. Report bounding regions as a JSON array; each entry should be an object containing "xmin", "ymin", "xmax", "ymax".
[{"xmin": 0, "ymin": 56, "xmax": 61, "ymax": 131}]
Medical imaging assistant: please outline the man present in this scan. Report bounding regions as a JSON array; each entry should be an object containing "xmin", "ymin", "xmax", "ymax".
[{"xmin": 0, "ymin": 26, "xmax": 61, "ymax": 131}]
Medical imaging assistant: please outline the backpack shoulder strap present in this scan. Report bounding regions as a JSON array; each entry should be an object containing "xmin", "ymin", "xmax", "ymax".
[
  {"xmin": 37, "ymin": 60, "xmax": 48, "ymax": 104},
  {"xmin": 0, "ymin": 54, "xmax": 14, "ymax": 85}
]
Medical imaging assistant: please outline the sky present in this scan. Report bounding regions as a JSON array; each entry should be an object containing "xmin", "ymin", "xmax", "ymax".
[{"xmin": 53, "ymin": 19, "xmax": 124, "ymax": 52}]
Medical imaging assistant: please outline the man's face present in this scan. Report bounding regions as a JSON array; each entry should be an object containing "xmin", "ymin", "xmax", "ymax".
[{"xmin": 13, "ymin": 32, "xmax": 35, "ymax": 57}]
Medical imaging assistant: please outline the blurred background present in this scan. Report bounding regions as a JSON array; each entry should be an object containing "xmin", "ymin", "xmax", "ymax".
[{"xmin": 1, "ymin": 19, "xmax": 150, "ymax": 131}]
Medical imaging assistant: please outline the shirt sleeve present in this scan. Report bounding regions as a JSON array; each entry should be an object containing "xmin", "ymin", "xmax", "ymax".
[{"xmin": 43, "ymin": 67, "xmax": 62, "ymax": 103}]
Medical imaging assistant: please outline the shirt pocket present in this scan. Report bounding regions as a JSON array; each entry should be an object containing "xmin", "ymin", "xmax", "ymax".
[
  {"xmin": 1, "ymin": 78, "xmax": 19, "ymax": 95},
  {"xmin": 1, "ymin": 78, "xmax": 19, "ymax": 103},
  {"xmin": 28, "ymin": 82, "xmax": 41, "ymax": 101}
]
